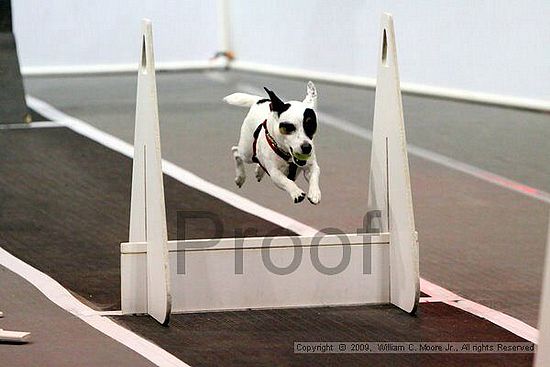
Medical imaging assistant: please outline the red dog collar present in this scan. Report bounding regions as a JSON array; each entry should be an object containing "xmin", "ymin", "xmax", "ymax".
[{"xmin": 251, "ymin": 120, "xmax": 301, "ymax": 181}]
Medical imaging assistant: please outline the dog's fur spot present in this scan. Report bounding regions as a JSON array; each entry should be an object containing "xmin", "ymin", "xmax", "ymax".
[
  {"xmin": 303, "ymin": 108, "xmax": 317, "ymax": 139},
  {"xmin": 287, "ymin": 163, "xmax": 298, "ymax": 181}
]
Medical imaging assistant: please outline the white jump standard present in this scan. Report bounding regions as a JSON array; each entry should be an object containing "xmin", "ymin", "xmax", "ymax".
[
  {"xmin": 120, "ymin": 14, "xmax": 419, "ymax": 325},
  {"xmin": 0, "ymin": 311, "xmax": 31, "ymax": 343}
]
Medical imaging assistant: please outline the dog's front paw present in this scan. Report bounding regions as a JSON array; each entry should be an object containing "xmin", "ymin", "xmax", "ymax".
[
  {"xmin": 290, "ymin": 189, "xmax": 306, "ymax": 204},
  {"xmin": 235, "ymin": 174, "xmax": 245, "ymax": 188},
  {"xmin": 307, "ymin": 187, "xmax": 321, "ymax": 205},
  {"xmin": 255, "ymin": 165, "xmax": 265, "ymax": 182}
]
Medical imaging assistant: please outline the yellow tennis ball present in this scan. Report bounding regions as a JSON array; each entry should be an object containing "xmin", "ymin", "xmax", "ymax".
[{"xmin": 293, "ymin": 152, "xmax": 311, "ymax": 161}]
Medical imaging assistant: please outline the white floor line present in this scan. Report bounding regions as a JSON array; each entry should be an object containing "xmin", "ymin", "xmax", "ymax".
[
  {"xmin": 0, "ymin": 121, "xmax": 61, "ymax": 130},
  {"xmin": 97, "ymin": 310, "xmax": 124, "ymax": 316},
  {"xmin": 0, "ymin": 247, "xmax": 189, "ymax": 367},
  {"xmin": 421, "ymin": 279, "xmax": 538, "ymax": 343},
  {"xmin": 22, "ymin": 60, "xmax": 226, "ymax": 76},
  {"xmin": 26, "ymin": 94, "xmax": 540, "ymax": 345},
  {"xmin": 235, "ymin": 83, "xmax": 550, "ymax": 205},
  {"xmin": 419, "ymin": 296, "xmax": 461, "ymax": 304}
]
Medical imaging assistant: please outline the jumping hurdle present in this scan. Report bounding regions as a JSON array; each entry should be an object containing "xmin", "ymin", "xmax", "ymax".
[
  {"xmin": 535, "ymin": 216, "xmax": 550, "ymax": 366},
  {"xmin": 0, "ymin": 311, "xmax": 31, "ymax": 343},
  {"xmin": 120, "ymin": 14, "xmax": 419, "ymax": 325}
]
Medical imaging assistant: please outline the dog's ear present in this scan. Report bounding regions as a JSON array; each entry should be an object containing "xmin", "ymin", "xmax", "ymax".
[
  {"xmin": 264, "ymin": 87, "xmax": 290, "ymax": 116},
  {"xmin": 303, "ymin": 81, "xmax": 318, "ymax": 109}
]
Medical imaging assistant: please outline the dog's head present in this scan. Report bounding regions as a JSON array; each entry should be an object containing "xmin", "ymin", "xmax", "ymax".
[{"xmin": 264, "ymin": 81, "xmax": 318, "ymax": 166}]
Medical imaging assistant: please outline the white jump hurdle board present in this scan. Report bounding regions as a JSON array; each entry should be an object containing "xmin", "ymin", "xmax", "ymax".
[
  {"xmin": 122, "ymin": 234, "xmax": 391, "ymax": 313},
  {"xmin": 121, "ymin": 14, "xmax": 419, "ymax": 324}
]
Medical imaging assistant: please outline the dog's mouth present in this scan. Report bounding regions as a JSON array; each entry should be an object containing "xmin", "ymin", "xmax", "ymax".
[{"xmin": 290, "ymin": 148, "xmax": 309, "ymax": 166}]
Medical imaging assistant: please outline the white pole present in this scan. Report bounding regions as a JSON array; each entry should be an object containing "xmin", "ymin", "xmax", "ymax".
[
  {"xmin": 535, "ymin": 216, "xmax": 550, "ymax": 366},
  {"xmin": 217, "ymin": 0, "xmax": 232, "ymax": 53}
]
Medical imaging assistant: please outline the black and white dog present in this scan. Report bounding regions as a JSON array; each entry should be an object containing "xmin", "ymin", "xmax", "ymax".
[{"xmin": 224, "ymin": 82, "xmax": 321, "ymax": 204}]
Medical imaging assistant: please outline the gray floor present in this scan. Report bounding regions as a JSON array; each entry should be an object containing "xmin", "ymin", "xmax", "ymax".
[
  {"xmin": 0, "ymin": 32, "xmax": 28, "ymax": 122},
  {"xmin": 24, "ymin": 70, "xmax": 550, "ymax": 327},
  {"xmin": 0, "ymin": 265, "xmax": 154, "ymax": 367}
]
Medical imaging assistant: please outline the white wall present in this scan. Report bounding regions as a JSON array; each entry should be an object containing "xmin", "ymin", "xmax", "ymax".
[
  {"xmin": 12, "ymin": 0, "xmax": 219, "ymax": 69},
  {"xmin": 12, "ymin": 0, "xmax": 550, "ymax": 102},
  {"xmin": 230, "ymin": 0, "xmax": 550, "ymax": 101}
]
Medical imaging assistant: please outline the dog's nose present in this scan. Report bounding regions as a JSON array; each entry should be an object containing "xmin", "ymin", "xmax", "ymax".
[{"xmin": 301, "ymin": 142, "xmax": 312, "ymax": 154}]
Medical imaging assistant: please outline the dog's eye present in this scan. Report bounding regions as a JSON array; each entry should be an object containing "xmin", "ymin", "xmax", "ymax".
[{"xmin": 279, "ymin": 122, "xmax": 296, "ymax": 134}]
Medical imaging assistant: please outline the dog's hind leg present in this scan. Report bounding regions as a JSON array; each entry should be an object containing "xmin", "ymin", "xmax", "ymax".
[
  {"xmin": 255, "ymin": 164, "xmax": 265, "ymax": 182},
  {"xmin": 232, "ymin": 146, "xmax": 246, "ymax": 188}
]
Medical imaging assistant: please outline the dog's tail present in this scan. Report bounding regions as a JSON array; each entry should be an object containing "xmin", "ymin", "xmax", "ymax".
[{"xmin": 223, "ymin": 93, "xmax": 264, "ymax": 108}]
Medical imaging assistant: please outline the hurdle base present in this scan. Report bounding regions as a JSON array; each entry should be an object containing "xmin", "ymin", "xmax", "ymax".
[
  {"xmin": 120, "ymin": 233, "xmax": 402, "ymax": 314},
  {"xmin": 0, "ymin": 329, "xmax": 31, "ymax": 343}
]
